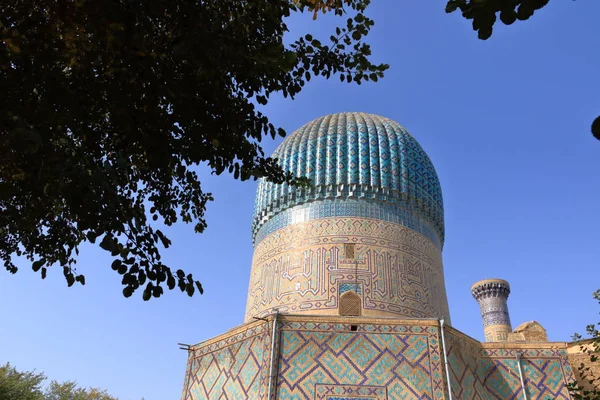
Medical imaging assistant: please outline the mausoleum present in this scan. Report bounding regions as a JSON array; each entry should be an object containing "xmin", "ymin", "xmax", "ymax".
[{"xmin": 181, "ymin": 112, "xmax": 595, "ymax": 399}]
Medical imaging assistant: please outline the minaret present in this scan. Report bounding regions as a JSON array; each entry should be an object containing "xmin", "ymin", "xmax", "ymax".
[{"xmin": 471, "ymin": 278, "xmax": 512, "ymax": 342}]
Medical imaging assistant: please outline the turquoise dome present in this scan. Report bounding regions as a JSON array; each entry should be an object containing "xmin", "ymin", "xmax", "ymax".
[{"xmin": 252, "ymin": 112, "xmax": 445, "ymax": 247}]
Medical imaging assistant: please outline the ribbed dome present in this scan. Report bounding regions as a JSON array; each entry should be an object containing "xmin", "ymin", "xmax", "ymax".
[{"xmin": 252, "ymin": 112, "xmax": 444, "ymax": 245}]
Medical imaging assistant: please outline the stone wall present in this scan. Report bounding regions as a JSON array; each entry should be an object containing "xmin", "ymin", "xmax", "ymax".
[{"xmin": 507, "ymin": 321, "xmax": 549, "ymax": 342}]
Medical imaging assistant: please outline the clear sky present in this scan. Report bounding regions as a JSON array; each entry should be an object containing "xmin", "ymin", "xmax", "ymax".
[{"xmin": 1, "ymin": 2, "xmax": 599, "ymax": 399}]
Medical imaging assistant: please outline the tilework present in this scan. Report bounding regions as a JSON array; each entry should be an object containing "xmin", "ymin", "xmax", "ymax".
[
  {"xmin": 315, "ymin": 383, "xmax": 386, "ymax": 399},
  {"xmin": 472, "ymin": 280, "xmax": 512, "ymax": 342},
  {"xmin": 276, "ymin": 322, "xmax": 445, "ymax": 399},
  {"xmin": 327, "ymin": 397, "xmax": 374, "ymax": 400},
  {"xmin": 339, "ymin": 283, "xmax": 362, "ymax": 295},
  {"xmin": 181, "ymin": 324, "xmax": 271, "ymax": 400},
  {"xmin": 445, "ymin": 330, "xmax": 575, "ymax": 399},
  {"xmin": 245, "ymin": 215, "xmax": 450, "ymax": 323},
  {"xmin": 182, "ymin": 317, "xmax": 579, "ymax": 400},
  {"xmin": 253, "ymin": 199, "xmax": 442, "ymax": 250},
  {"xmin": 252, "ymin": 112, "xmax": 444, "ymax": 246}
]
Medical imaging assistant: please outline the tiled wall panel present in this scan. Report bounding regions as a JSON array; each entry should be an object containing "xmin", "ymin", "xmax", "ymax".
[
  {"xmin": 276, "ymin": 321, "xmax": 446, "ymax": 400},
  {"xmin": 181, "ymin": 323, "xmax": 271, "ymax": 400}
]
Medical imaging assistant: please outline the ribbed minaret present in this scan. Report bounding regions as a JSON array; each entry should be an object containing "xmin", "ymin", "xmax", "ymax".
[{"xmin": 471, "ymin": 278, "xmax": 512, "ymax": 342}]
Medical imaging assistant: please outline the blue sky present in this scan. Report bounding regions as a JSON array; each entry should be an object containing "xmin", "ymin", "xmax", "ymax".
[{"xmin": 1, "ymin": 2, "xmax": 599, "ymax": 399}]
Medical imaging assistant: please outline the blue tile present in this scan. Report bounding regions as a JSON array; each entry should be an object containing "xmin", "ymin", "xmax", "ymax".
[{"xmin": 252, "ymin": 112, "xmax": 444, "ymax": 247}]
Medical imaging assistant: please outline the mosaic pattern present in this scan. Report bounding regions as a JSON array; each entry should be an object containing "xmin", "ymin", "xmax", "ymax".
[
  {"xmin": 327, "ymin": 397, "xmax": 374, "ymax": 400},
  {"xmin": 245, "ymin": 215, "xmax": 450, "ymax": 323},
  {"xmin": 445, "ymin": 330, "xmax": 575, "ymax": 399},
  {"xmin": 316, "ymin": 384, "xmax": 386, "ymax": 399},
  {"xmin": 339, "ymin": 283, "xmax": 362, "ymax": 295},
  {"xmin": 252, "ymin": 112, "xmax": 444, "ymax": 246},
  {"xmin": 472, "ymin": 280, "xmax": 512, "ymax": 342},
  {"xmin": 182, "ymin": 318, "xmax": 579, "ymax": 400},
  {"xmin": 276, "ymin": 322, "xmax": 445, "ymax": 399},
  {"xmin": 254, "ymin": 199, "xmax": 442, "ymax": 250},
  {"xmin": 181, "ymin": 324, "xmax": 271, "ymax": 400}
]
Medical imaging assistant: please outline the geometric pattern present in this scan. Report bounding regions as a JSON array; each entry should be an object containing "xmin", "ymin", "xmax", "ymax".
[
  {"xmin": 253, "ymin": 199, "xmax": 442, "ymax": 250},
  {"xmin": 252, "ymin": 112, "xmax": 444, "ymax": 246},
  {"xmin": 315, "ymin": 384, "xmax": 386, "ymax": 399},
  {"xmin": 445, "ymin": 330, "xmax": 575, "ymax": 399},
  {"xmin": 181, "ymin": 316, "xmax": 579, "ymax": 400},
  {"xmin": 245, "ymin": 215, "xmax": 450, "ymax": 322},
  {"xmin": 276, "ymin": 321, "xmax": 446, "ymax": 399},
  {"xmin": 181, "ymin": 323, "xmax": 271, "ymax": 400}
]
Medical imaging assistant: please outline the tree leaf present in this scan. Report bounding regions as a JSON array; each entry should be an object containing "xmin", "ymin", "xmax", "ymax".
[
  {"xmin": 0, "ymin": 0, "xmax": 385, "ymax": 301},
  {"xmin": 32, "ymin": 260, "xmax": 43, "ymax": 272}
]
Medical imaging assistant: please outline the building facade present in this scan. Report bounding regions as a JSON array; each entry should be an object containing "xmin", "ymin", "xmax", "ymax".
[{"xmin": 181, "ymin": 112, "xmax": 595, "ymax": 399}]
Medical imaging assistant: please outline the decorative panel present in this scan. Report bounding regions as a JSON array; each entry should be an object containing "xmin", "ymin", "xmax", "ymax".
[
  {"xmin": 181, "ymin": 324, "xmax": 270, "ymax": 400},
  {"xmin": 276, "ymin": 321, "xmax": 445, "ymax": 399},
  {"xmin": 245, "ymin": 213, "xmax": 450, "ymax": 323},
  {"xmin": 445, "ymin": 330, "xmax": 575, "ymax": 400}
]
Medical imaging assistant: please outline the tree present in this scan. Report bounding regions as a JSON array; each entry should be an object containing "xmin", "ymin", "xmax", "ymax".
[
  {"xmin": 0, "ymin": 0, "xmax": 387, "ymax": 299},
  {"xmin": 444, "ymin": 0, "xmax": 600, "ymax": 141},
  {"xmin": 567, "ymin": 290, "xmax": 600, "ymax": 400},
  {"xmin": 0, "ymin": 363, "xmax": 45, "ymax": 400},
  {"xmin": 445, "ymin": 0, "xmax": 550, "ymax": 40},
  {"xmin": 45, "ymin": 381, "xmax": 118, "ymax": 400},
  {"xmin": 0, "ymin": 363, "xmax": 118, "ymax": 400}
]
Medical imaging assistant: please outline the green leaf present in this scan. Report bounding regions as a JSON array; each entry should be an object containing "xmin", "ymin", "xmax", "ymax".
[
  {"xmin": 156, "ymin": 230, "xmax": 171, "ymax": 248},
  {"xmin": 123, "ymin": 286, "xmax": 134, "ymax": 298},
  {"xmin": 32, "ymin": 260, "xmax": 43, "ymax": 272},
  {"xmin": 186, "ymin": 283, "xmax": 194, "ymax": 297},
  {"xmin": 111, "ymin": 260, "xmax": 122, "ymax": 271},
  {"xmin": 142, "ymin": 285, "xmax": 151, "ymax": 301},
  {"xmin": 592, "ymin": 115, "xmax": 600, "ymax": 141},
  {"xmin": 139, "ymin": 270, "xmax": 147, "ymax": 285},
  {"xmin": 86, "ymin": 231, "xmax": 97, "ymax": 243},
  {"xmin": 99, "ymin": 235, "xmax": 115, "ymax": 252},
  {"xmin": 0, "ymin": 0, "xmax": 386, "ymax": 301}
]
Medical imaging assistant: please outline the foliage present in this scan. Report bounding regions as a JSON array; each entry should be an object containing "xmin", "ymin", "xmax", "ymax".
[
  {"xmin": 0, "ymin": 0, "xmax": 387, "ymax": 299},
  {"xmin": 0, "ymin": 363, "xmax": 45, "ymax": 400},
  {"xmin": 45, "ymin": 381, "xmax": 117, "ymax": 400},
  {"xmin": 567, "ymin": 290, "xmax": 600, "ymax": 400},
  {"xmin": 0, "ymin": 363, "xmax": 118, "ymax": 400},
  {"xmin": 592, "ymin": 116, "xmax": 600, "ymax": 141},
  {"xmin": 445, "ymin": 0, "xmax": 599, "ymax": 141},
  {"xmin": 445, "ymin": 0, "xmax": 549, "ymax": 40}
]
